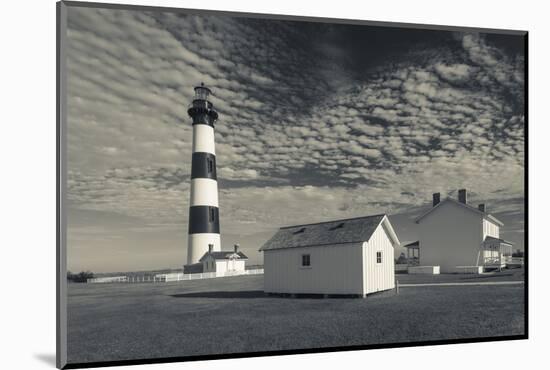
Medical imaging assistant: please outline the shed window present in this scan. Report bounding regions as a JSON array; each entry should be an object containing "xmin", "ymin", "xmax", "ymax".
[
  {"xmin": 301, "ymin": 254, "xmax": 311, "ymax": 267},
  {"xmin": 376, "ymin": 251, "xmax": 382, "ymax": 264}
]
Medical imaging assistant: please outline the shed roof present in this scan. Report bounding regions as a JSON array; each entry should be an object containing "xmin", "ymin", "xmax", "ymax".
[
  {"xmin": 260, "ymin": 214, "xmax": 399, "ymax": 251},
  {"xmin": 415, "ymin": 198, "xmax": 504, "ymax": 226},
  {"xmin": 199, "ymin": 251, "xmax": 248, "ymax": 262}
]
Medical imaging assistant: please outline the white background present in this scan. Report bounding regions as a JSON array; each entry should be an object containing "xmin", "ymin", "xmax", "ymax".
[{"xmin": 1, "ymin": 0, "xmax": 548, "ymax": 369}]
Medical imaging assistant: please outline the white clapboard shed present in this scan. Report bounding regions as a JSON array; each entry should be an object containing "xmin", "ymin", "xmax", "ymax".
[{"xmin": 259, "ymin": 214, "xmax": 400, "ymax": 297}]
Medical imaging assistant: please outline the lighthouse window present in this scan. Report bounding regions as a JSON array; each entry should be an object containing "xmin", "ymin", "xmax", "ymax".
[
  {"xmin": 207, "ymin": 158, "xmax": 213, "ymax": 173},
  {"xmin": 209, "ymin": 207, "xmax": 215, "ymax": 222}
]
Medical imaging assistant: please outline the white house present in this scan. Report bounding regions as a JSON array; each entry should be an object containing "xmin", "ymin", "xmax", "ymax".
[
  {"xmin": 413, "ymin": 189, "xmax": 513, "ymax": 272},
  {"xmin": 259, "ymin": 214, "xmax": 400, "ymax": 297},
  {"xmin": 199, "ymin": 244, "xmax": 248, "ymax": 274}
]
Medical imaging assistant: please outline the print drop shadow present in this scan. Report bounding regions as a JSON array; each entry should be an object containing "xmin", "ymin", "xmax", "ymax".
[{"xmin": 33, "ymin": 353, "xmax": 56, "ymax": 366}]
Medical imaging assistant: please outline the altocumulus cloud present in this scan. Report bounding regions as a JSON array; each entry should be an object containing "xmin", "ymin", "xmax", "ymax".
[{"xmin": 65, "ymin": 6, "xmax": 525, "ymax": 271}]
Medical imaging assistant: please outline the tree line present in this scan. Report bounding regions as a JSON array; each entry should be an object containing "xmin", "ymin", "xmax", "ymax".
[{"xmin": 67, "ymin": 270, "xmax": 94, "ymax": 283}]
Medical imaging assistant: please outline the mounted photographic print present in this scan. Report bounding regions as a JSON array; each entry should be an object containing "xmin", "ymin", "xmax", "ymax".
[{"xmin": 57, "ymin": 1, "xmax": 527, "ymax": 368}]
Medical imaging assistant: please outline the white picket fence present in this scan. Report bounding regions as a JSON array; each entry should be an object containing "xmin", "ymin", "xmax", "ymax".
[
  {"xmin": 87, "ymin": 276, "xmax": 129, "ymax": 283},
  {"xmin": 156, "ymin": 269, "xmax": 264, "ymax": 282},
  {"xmin": 87, "ymin": 269, "xmax": 264, "ymax": 284}
]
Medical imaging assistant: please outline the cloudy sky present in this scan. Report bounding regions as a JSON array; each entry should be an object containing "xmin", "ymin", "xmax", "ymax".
[{"xmin": 65, "ymin": 5, "xmax": 525, "ymax": 273}]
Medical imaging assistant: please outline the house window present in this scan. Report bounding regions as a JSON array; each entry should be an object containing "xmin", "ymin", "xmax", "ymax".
[
  {"xmin": 376, "ymin": 251, "xmax": 382, "ymax": 264},
  {"xmin": 301, "ymin": 254, "xmax": 311, "ymax": 267},
  {"xmin": 209, "ymin": 207, "xmax": 215, "ymax": 222}
]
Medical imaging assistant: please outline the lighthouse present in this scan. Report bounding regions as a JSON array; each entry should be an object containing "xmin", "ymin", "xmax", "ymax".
[{"xmin": 185, "ymin": 83, "xmax": 221, "ymax": 270}]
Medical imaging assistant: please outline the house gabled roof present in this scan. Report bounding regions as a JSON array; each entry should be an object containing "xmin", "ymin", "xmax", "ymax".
[
  {"xmin": 415, "ymin": 197, "xmax": 504, "ymax": 226},
  {"xmin": 199, "ymin": 251, "xmax": 248, "ymax": 262},
  {"xmin": 483, "ymin": 236, "xmax": 514, "ymax": 246},
  {"xmin": 259, "ymin": 214, "xmax": 400, "ymax": 252}
]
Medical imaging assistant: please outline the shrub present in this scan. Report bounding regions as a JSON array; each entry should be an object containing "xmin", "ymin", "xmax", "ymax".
[{"xmin": 67, "ymin": 270, "xmax": 94, "ymax": 283}]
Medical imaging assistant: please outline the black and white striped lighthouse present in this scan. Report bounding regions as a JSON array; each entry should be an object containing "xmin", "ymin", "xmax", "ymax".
[{"xmin": 186, "ymin": 83, "xmax": 221, "ymax": 266}]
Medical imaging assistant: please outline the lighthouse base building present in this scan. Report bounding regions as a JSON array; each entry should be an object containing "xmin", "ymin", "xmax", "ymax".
[
  {"xmin": 200, "ymin": 244, "xmax": 248, "ymax": 274},
  {"xmin": 183, "ymin": 261, "xmax": 205, "ymax": 274},
  {"xmin": 184, "ymin": 244, "xmax": 248, "ymax": 274}
]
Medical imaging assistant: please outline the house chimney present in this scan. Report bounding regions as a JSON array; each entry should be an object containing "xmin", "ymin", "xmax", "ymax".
[
  {"xmin": 208, "ymin": 244, "xmax": 213, "ymax": 254},
  {"xmin": 234, "ymin": 244, "xmax": 239, "ymax": 253},
  {"xmin": 478, "ymin": 203, "xmax": 486, "ymax": 212},
  {"xmin": 458, "ymin": 189, "xmax": 467, "ymax": 204},
  {"xmin": 432, "ymin": 192, "xmax": 440, "ymax": 207}
]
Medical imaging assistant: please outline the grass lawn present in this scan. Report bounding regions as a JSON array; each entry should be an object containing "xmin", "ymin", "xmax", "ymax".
[{"xmin": 67, "ymin": 272, "xmax": 525, "ymax": 365}]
